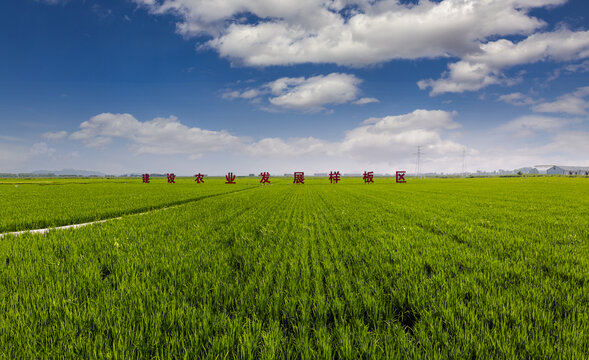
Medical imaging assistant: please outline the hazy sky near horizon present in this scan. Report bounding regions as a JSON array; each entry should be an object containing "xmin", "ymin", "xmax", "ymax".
[{"xmin": 1, "ymin": 0, "xmax": 588, "ymax": 175}]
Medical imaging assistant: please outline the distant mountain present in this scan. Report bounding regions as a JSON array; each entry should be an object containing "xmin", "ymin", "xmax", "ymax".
[{"xmin": 31, "ymin": 169, "xmax": 106, "ymax": 176}]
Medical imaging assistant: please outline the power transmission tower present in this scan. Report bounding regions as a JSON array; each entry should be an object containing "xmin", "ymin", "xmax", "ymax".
[
  {"xmin": 461, "ymin": 147, "xmax": 466, "ymax": 177},
  {"xmin": 414, "ymin": 145, "xmax": 423, "ymax": 179}
]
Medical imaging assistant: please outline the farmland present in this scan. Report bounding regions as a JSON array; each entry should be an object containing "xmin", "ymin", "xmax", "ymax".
[
  {"xmin": 0, "ymin": 177, "xmax": 588, "ymax": 359},
  {"xmin": 0, "ymin": 178, "xmax": 250, "ymax": 232}
]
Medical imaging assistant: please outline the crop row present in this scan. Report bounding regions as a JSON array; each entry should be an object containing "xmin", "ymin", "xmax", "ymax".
[
  {"xmin": 1, "ymin": 178, "xmax": 587, "ymax": 358},
  {"xmin": 0, "ymin": 178, "xmax": 251, "ymax": 232}
]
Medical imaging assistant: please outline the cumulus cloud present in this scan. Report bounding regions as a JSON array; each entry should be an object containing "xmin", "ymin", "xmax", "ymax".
[
  {"xmin": 339, "ymin": 109, "xmax": 463, "ymax": 160},
  {"xmin": 43, "ymin": 109, "xmax": 589, "ymax": 174},
  {"xmin": 131, "ymin": 0, "xmax": 589, "ymax": 96},
  {"xmin": 65, "ymin": 110, "xmax": 464, "ymax": 164},
  {"xmin": 69, "ymin": 113, "xmax": 245, "ymax": 156},
  {"xmin": 58, "ymin": 109, "xmax": 589, "ymax": 173},
  {"xmin": 532, "ymin": 86, "xmax": 589, "ymax": 115},
  {"xmin": 134, "ymin": 0, "xmax": 566, "ymax": 67},
  {"xmin": 223, "ymin": 73, "xmax": 377, "ymax": 111},
  {"xmin": 267, "ymin": 73, "xmax": 361, "ymax": 111},
  {"xmin": 243, "ymin": 109, "xmax": 465, "ymax": 164},
  {"xmin": 42, "ymin": 131, "xmax": 68, "ymax": 141},
  {"xmin": 418, "ymin": 61, "xmax": 507, "ymax": 94},
  {"xmin": 497, "ymin": 115, "xmax": 579, "ymax": 137},
  {"xmin": 418, "ymin": 29, "xmax": 589, "ymax": 95}
]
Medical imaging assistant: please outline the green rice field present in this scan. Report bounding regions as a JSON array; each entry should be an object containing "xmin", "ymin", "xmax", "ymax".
[{"xmin": 0, "ymin": 176, "xmax": 588, "ymax": 359}]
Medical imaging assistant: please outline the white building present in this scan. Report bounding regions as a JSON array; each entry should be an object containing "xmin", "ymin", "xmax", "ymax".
[{"xmin": 546, "ymin": 166, "xmax": 589, "ymax": 175}]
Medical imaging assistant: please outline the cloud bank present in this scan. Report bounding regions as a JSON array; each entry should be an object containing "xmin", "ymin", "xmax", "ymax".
[
  {"xmin": 15, "ymin": 107, "xmax": 587, "ymax": 174},
  {"xmin": 65, "ymin": 110, "xmax": 463, "ymax": 163},
  {"xmin": 134, "ymin": 0, "xmax": 566, "ymax": 66}
]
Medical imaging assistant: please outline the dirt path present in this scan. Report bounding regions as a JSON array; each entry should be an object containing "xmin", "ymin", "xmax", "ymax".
[{"xmin": 0, "ymin": 219, "xmax": 116, "ymax": 238}]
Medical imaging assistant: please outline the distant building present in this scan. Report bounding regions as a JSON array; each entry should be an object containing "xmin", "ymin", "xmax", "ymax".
[
  {"xmin": 547, "ymin": 166, "xmax": 589, "ymax": 175},
  {"xmin": 516, "ymin": 167, "xmax": 539, "ymax": 175}
]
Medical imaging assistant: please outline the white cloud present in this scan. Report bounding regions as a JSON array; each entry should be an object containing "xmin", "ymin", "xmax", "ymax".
[
  {"xmin": 564, "ymin": 60, "xmax": 589, "ymax": 73},
  {"xmin": 267, "ymin": 73, "xmax": 361, "ymax": 111},
  {"xmin": 419, "ymin": 29, "xmax": 589, "ymax": 95},
  {"xmin": 532, "ymin": 86, "xmax": 589, "ymax": 115},
  {"xmin": 339, "ymin": 109, "xmax": 463, "ymax": 160},
  {"xmin": 42, "ymin": 131, "xmax": 68, "ymax": 141},
  {"xmin": 418, "ymin": 61, "xmax": 507, "ymax": 94},
  {"xmin": 65, "ymin": 110, "xmax": 465, "ymax": 165},
  {"xmin": 498, "ymin": 92, "xmax": 536, "ymax": 106},
  {"xmin": 223, "ymin": 73, "xmax": 377, "ymax": 111},
  {"xmin": 48, "ymin": 109, "xmax": 589, "ymax": 175},
  {"xmin": 30, "ymin": 142, "xmax": 56, "ymax": 156},
  {"xmin": 222, "ymin": 88, "xmax": 262, "ymax": 100},
  {"xmin": 543, "ymin": 131, "xmax": 589, "ymax": 155},
  {"xmin": 243, "ymin": 109, "xmax": 464, "ymax": 162},
  {"xmin": 353, "ymin": 97, "xmax": 379, "ymax": 105},
  {"xmin": 69, "ymin": 113, "xmax": 245, "ymax": 156},
  {"xmin": 244, "ymin": 137, "xmax": 331, "ymax": 157},
  {"xmin": 134, "ymin": 0, "xmax": 566, "ymax": 66},
  {"xmin": 234, "ymin": 109, "xmax": 468, "ymax": 174},
  {"xmin": 133, "ymin": 0, "xmax": 589, "ymax": 98},
  {"xmin": 497, "ymin": 115, "xmax": 579, "ymax": 137},
  {"xmin": 463, "ymin": 30, "xmax": 589, "ymax": 68},
  {"xmin": 548, "ymin": 59, "xmax": 589, "ymax": 81}
]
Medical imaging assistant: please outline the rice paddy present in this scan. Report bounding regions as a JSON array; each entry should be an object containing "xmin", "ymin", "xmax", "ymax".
[{"xmin": 0, "ymin": 176, "xmax": 587, "ymax": 359}]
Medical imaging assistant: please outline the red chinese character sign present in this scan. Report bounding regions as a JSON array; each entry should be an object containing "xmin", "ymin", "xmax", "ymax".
[
  {"xmin": 142, "ymin": 174, "xmax": 150, "ymax": 183},
  {"xmin": 259, "ymin": 172, "xmax": 270, "ymax": 184},
  {"xmin": 329, "ymin": 171, "xmax": 341, "ymax": 184},
  {"xmin": 396, "ymin": 171, "xmax": 407, "ymax": 183},
  {"xmin": 194, "ymin": 173, "xmax": 204, "ymax": 183},
  {"xmin": 363, "ymin": 171, "xmax": 374, "ymax": 184},
  {"xmin": 293, "ymin": 172, "xmax": 304, "ymax": 184},
  {"xmin": 167, "ymin": 173, "xmax": 176, "ymax": 184},
  {"xmin": 225, "ymin": 172, "xmax": 236, "ymax": 184}
]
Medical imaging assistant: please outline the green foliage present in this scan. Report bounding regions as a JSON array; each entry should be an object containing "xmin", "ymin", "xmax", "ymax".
[{"xmin": 1, "ymin": 177, "xmax": 588, "ymax": 359}]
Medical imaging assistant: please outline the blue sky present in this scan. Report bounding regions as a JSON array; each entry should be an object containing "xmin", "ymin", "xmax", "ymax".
[{"xmin": 1, "ymin": 0, "xmax": 588, "ymax": 175}]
